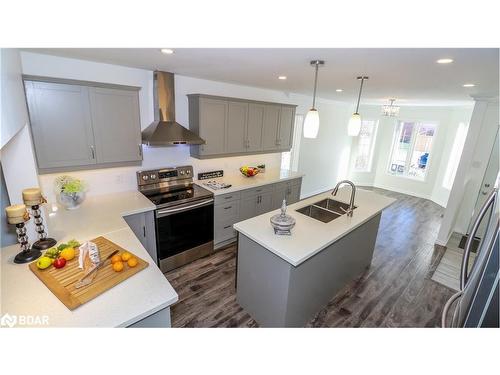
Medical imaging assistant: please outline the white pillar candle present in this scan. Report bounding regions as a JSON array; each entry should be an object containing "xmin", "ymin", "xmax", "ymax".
[
  {"xmin": 5, "ymin": 204, "xmax": 28, "ymax": 224},
  {"xmin": 22, "ymin": 188, "xmax": 42, "ymax": 206}
]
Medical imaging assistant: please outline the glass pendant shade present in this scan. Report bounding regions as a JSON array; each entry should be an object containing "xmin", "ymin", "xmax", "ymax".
[
  {"xmin": 303, "ymin": 108, "xmax": 320, "ymax": 138},
  {"xmin": 347, "ymin": 113, "xmax": 362, "ymax": 136}
]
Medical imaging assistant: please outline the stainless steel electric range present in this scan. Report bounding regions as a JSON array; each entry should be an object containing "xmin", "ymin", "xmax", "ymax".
[{"xmin": 137, "ymin": 166, "xmax": 214, "ymax": 272}]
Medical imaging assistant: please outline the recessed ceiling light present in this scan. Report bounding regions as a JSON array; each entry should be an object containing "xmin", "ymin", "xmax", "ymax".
[
  {"xmin": 278, "ymin": 75, "xmax": 287, "ymax": 80},
  {"xmin": 463, "ymin": 83, "xmax": 476, "ymax": 87},
  {"xmin": 436, "ymin": 58, "xmax": 453, "ymax": 64},
  {"xmin": 336, "ymin": 89, "xmax": 343, "ymax": 92},
  {"xmin": 160, "ymin": 48, "xmax": 174, "ymax": 55}
]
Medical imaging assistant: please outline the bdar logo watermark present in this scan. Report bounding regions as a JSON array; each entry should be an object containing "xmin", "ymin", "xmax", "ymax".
[{"xmin": 1, "ymin": 313, "xmax": 49, "ymax": 327}]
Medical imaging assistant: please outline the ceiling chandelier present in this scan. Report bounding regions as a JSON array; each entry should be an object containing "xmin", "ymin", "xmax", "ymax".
[
  {"xmin": 381, "ymin": 98, "xmax": 400, "ymax": 117},
  {"xmin": 347, "ymin": 76, "xmax": 368, "ymax": 136},
  {"xmin": 303, "ymin": 60, "xmax": 324, "ymax": 139}
]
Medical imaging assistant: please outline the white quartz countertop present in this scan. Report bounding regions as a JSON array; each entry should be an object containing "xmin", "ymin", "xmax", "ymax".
[
  {"xmin": 194, "ymin": 169, "xmax": 304, "ymax": 195},
  {"xmin": 233, "ymin": 187, "xmax": 396, "ymax": 267},
  {"xmin": 0, "ymin": 190, "xmax": 178, "ymax": 327}
]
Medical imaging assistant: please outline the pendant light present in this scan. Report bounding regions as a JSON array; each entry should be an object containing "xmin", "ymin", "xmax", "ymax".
[
  {"xmin": 381, "ymin": 98, "xmax": 400, "ymax": 117},
  {"xmin": 303, "ymin": 60, "xmax": 324, "ymax": 139},
  {"xmin": 348, "ymin": 76, "xmax": 369, "ymax": 136}
]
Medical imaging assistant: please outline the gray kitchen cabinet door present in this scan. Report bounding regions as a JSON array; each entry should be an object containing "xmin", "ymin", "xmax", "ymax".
[
  {"xmin": 272, "ymin": 187, "xmax": 287, "ymax": 210},
  {"xmin": 262, "ymin": 104, "xmax": 281, "ymax": 151},
  {"xmin": 288, "ymin": 183, "xmax": 301, "ymax": 204},
  {"xmin": 89, "ymin": 87, "xmax": 142, "ymax": 164},
  {"xmin": 226, "ymin": 101, "xmax": 248, "ymax": 153},
  {"xmin": 123, "ymin": 211, "xmax": 158, "ymax": 264},
  {"xmin": 246, "ymin": 103, "xmax": 264, "ymax": 152},
  {"xmin": 277, "ymin": 106, "xmax": 295, "ymax": 150},
  {"xmin": 239, "ymin": 196, "xmax": 258, "ymax": 221},
  {"xmin": 199, "ymin": 98, "xmax": 227, "ymax": 155},
  {"xmin": 256, "ymin": 191, "xmax": 273, "ymax": 215},
  {"xmin": 24, "ymin": 81, "xmax": 96, "ymax": 170}
]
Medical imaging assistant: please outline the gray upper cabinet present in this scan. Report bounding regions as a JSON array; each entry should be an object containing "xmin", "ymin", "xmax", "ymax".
[
  {"xmin": 262, "ymin": 104, "xmax": 281, "ymax": 151},
  {"xmin": 89, "ymin": 87, "xmax": 142, "ymax": 164},
  {"xmin": 25, "ymin": 81, "xmax": 97, "ymax": 169},
  {"xmin": 246, "ymin": 103, "xmax": 264, "ymax": 152},
  {"xmin": 226, "ymin": 101, "xmax": 248, "ymax": 153},
  {"xmin": 189, "ymin": 94, "xmax": 296, "ymax": 159},
  {"xmin": 278, "ymin": 105, "xmax": 295, "ymax": 150},
  {"xmin": 24, "ymin": 77, "xmax": 142, "ymax": 173},
  {"xmin": 193, "ymin": 97, "xmax": 227, "ymax": 156}
]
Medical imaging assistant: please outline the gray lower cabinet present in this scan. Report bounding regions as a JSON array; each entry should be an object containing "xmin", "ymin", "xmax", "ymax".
[
  {"xmin": 188, "ymin": 94, "xmax": 296, "ymax": 159},
  {"xmin": 123, "ymin": 211, "xmax": 158, "ymax": 264},
  {"xmin": 214, "ymin": 178, "xmax": 301, "ymax": 248},
  {"xmin": 89, "ymin": 87, "xmax": 142, "ymax": 163},
  {"xmin": 24, "ymin": 77, "xmax": 142, "ymax": 173},
  {"xmin": 24, "ymin": 81, "xmax": 97, "ymax": 169}
]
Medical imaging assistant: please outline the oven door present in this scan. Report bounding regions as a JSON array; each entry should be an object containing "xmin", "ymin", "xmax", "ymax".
[{"xmin": 155, "ymin": 198, "xmax": 214, "ymax": 272}]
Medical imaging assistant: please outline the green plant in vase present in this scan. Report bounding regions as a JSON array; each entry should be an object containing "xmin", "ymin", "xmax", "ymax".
[{"xmin": 54, "ymin": 175, "xmax": 87, "ymax": 210}]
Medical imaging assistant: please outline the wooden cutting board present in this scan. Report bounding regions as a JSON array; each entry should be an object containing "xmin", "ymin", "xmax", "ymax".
[{"xmin": 29, "ymin": 236, "xmax": 148, "ymax": 310}]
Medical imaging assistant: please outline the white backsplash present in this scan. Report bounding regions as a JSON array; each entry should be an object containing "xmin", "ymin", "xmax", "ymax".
[{"xmin": 38, "ymin": 146, "xmax": 282, "ymax": 203}]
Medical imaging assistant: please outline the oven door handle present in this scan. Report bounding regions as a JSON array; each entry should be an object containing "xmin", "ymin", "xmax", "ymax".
[{"xmin": 156, "ymin": 198, "xmax": 214, "ymax": 217}]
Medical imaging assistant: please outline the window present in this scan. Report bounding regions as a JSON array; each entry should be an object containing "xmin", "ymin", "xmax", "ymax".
[
  {"xmin": 388, "ymin": 121, "xmax": 437, "ymax": 180},
  {"xmin": 442, "ymin": 122, "xmax": 468, "ymax": 189},
  {"xmin": 281, "ymin": 114, "xmax": 303, "ymax": 171},
  {"xmin": 353, "ymin": 120, "xmax": 378, "ymax": 172}
]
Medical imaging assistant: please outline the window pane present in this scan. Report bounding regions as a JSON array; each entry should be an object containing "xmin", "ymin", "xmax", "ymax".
[
  {"xmin": 407, "ymin": 123, "xmax": 436, "ymax": 179},
  {"xmin": 389, "ymin": 122, "xmax": 414, "ymax": 176},
  {"xmin": 354, "ymin": 120, "xmax": 376, "ymax": 171}
]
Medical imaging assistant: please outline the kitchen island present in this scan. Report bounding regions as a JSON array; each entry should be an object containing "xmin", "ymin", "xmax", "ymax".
[
  {"xmin": 0, "ymin": 191, "xmax": 178, "ymax": 328},
  {"xmin": 233, "ymin": 187, "xmax": 395, "ymax": 327}
]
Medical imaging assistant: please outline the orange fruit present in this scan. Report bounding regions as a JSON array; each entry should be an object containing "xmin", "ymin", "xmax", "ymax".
[
  {"xmin": 127, "ymin": 257, "xmax": 138, "ymax": 268},
  {"xmin": 121, "ymin": 252, "xmax": 132, "ymax": 262},
  {"xmin": 111, "ymin": 254, "xmax": 122, "ymax": 264},
  {"xmin": 112, "ymin": 261, "xmax": 124, "ymax": 272}
]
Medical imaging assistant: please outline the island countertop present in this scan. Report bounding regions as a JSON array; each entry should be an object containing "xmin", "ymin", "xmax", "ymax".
[
  {"xmin": 0, "ymin": 190, "xmax": 178, "ymax": 327},
  {"xmin": 195, "ymin": 169, "xmax": 304, "ymax": 196},
  {"xmin": 233, "ymin": 187, "xmax": 396, "ymax": 267}
]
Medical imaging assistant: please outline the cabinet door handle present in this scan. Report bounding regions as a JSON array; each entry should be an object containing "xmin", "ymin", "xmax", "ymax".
[
  {"xmin": 143, "ymin": 225, "xmax": 146, "ymax": 238},
  {"xmin": 138, "ymin": 144, "xmax": 143, "ymax": 157},
  {"xmin": 90, "ymin": 145, "xmax": 95, "ymax": 159},
  {"xmin": 224, "ymin": 196, "xmax": 233, "ymax": 200},
  {"xmin": 224, "ymin": 206, "xmax": 232, "ymax": 210},
  {"xmin": 224, "ymin": 225, "xmax": 231, "ymax": 229}
]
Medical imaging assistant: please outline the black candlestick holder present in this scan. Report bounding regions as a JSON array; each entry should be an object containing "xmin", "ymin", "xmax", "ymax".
[
  {"xmin": 14, "ymin": 221, "xmax": 41, "ymax": 264},
  {"xmin": 29, "ymin": 204, "xmax": 57, "ymax": 251}
]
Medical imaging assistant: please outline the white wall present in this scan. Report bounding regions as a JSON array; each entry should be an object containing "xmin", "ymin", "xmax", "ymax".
[
  {"xmin": 348, "ymin": 104, "xmax": 473, "ymax": 206},
  {"xmin": 19, "ymin": 51, "xmax": 352, "ymax": 201},
  {"xmin": 1, "ymin": 49, "xmax": 30, "ymax": 149}
]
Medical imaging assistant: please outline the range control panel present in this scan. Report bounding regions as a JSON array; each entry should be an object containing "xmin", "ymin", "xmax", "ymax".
[{"xmin": 137, "ymin": 166, "xmax": 193, "ymax": 186}]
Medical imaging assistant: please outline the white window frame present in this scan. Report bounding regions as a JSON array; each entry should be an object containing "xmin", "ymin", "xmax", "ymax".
[
  {"xmin": 281, "ymin": 114, "xmax": 303, "ymax": 171},
  {"xmin": 353, "ymin": 119, "xmax": 379, "ymax": 173},
  {"xmin": 387, "ymin": 120, "xmax": 439, "ymax": 182}
]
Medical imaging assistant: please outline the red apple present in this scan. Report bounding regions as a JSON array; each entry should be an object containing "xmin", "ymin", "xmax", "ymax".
[{"xmin": 53, "ymin": 257, "xmax": 66, "ymax": 269}]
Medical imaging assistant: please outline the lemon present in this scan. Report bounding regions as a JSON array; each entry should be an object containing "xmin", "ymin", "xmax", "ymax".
[
  {"xmin": 60, "ymin": 247, "xmax": 76, "ymax": 261},
  {"xmin": 36, "ymin": 256, "xmax": 53, "ymax": 270}
]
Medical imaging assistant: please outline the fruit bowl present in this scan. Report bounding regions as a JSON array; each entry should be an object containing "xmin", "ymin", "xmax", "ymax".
[{"xmin": 239, "ymin": 166, "xmax": 260, "ymax": 177}]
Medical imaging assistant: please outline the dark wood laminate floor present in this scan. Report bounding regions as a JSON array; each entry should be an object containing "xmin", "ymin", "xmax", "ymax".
[{"xmin": 165, "ymin": 188, "xmax": 455, "ymax": 327}]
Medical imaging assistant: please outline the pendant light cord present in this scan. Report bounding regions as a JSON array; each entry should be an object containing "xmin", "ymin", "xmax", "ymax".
[
  {"xmin": 355, "ymin": 77, "xmax": 365, "ymax": 114},
  {"xmin": 312, "ymin": 61, "xmax": 319, "ymax": 109}
]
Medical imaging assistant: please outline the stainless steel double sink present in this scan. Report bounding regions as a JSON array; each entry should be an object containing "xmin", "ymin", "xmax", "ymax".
[{"xmin": 296, "ymin": 198, "xmax": 357, "ymax": 223}]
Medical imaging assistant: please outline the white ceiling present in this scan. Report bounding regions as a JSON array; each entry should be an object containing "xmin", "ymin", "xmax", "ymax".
[{"xmin": 25, "ymin": 48, "xmax": 499, "ymax": 106}]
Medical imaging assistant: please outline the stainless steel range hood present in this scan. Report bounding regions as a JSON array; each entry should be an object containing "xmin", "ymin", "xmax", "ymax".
[{"xmin": 142, "ymin": 71, "xmax": 205, "ymax": 146}]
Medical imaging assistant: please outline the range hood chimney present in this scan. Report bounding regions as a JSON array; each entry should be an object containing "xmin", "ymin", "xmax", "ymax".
[{"xmin": 142, "ymin": 71, "xmax": 205, "ymax": 146}]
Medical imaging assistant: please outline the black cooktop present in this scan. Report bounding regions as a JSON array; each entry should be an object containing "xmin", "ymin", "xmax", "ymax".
[{"xmin": 142, "ymin": 184, "xmax": 213, "ymax": 209}]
